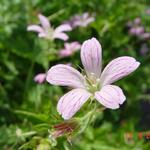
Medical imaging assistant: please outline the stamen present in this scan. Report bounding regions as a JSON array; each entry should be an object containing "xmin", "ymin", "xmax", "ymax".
[{"xmin": 84, "ymin": 75, "xmax": 93, "ymax": 86}]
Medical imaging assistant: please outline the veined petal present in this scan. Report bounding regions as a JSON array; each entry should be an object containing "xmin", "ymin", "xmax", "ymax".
[
  {"xmin": 53, "ymin": 32, "xmax": 69, "ymax": 41},
  {"xmin": 55, "ymin": 24, "xmax": 72, "ymax": 33},
  {"xmin": 38, "ymin": 14, "xmax": 50, "ymax": 30},
  {"xmin": 46, "ymin": 64, "xmax": 86, "ymax": 88},
  {"xmin": 27, "ymin": 25, "xmax": 44, "ymax": 33},
  {"xmin": 95, "ymin": 85, "xmax": 126, "ymax": 109},
  {"xmin": 81, "ymin": 37, "xmax": 102, "ymax": 78},
  {"xmin": 100, "ymin": 56, "xmax": 140, "ymax": 86},
  {"xmin": 57, "ymin": 89, "xmax": 91, "ymax": 120}
]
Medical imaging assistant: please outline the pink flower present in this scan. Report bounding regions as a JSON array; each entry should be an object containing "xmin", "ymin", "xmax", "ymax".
[
  {"xmin": 27, "ymin": 14, "xmax": 72, "ymax": 41},
  {"xmin": 127, "ymin": 17, "xmax": 150, "ymax": 40},
  {"xmin": 46, "ymin": 38, "xmax": 140, "ymax": 120},
  {"xmin": 140, "ymin": 44, "xmax": 149, "ymax": 55},
  {"xmin": 146, "ymin": 9, "xmax": 150, "ymax": 15},
  {"xmin": 134, "ymin": 17, "xmax": 141, "ymax": 25},
  {"xmin": 66, "ymin": 12, "xmax": 95, "ymax": 28},
  {"xmin": 34, "ymin": 73, "xmax": 46, "ymax": 84},
  {"xmin": 58, "ymin": 42, "xmax": 81, "ymax": 58},
  {"xmin": 141, "ymin": 32, "xmax": 150, "ymax": 40},
  {"xmin": 129, "ymin": 26, "xmax": 144, "ymax": 36}
]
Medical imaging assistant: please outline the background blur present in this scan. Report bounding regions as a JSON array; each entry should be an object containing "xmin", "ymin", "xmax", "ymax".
[{"xmin": 0, "ymin": 0, "xmax": 150, "ymax": 149}]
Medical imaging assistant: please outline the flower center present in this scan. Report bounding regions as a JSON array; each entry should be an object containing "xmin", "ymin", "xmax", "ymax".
[
  {"xmin": 84, "ymin": 72, "xmax": 101, "ymax": 93},
  {"xmin": 46, "ymin": 27, "xmax": 54, "ymax": 40}
]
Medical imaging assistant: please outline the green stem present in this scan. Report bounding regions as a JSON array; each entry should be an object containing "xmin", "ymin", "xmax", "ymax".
[
  {"xmin": 23, "ymin": 61, "xmax": 35, "ymax": 99},
  {"xmin": 78, "ymin": 103, "xmax": 97, "ymax": 134},
  {"xmin": 48, "ymin": 9, "xmax": 65, "ymax": 20}
]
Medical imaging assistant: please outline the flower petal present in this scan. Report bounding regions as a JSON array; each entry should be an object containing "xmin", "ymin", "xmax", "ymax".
[
  {"xmin": 38, "ymin": 14, "xmax": 50, "ymax": 30},
  {"xmin": 55, "ymin": 24, "xmax": 72, "ymax": 33},
  {"xmin": 46, "ymin": 64, "xmax": 86, "ymax": 88},
  {"xmin": 100, "ymin": 56, "xmax": 140, "ymax": 86},
  {"xmin": 84, "ymin": 17, "xmax": 95, "ymax": 26},
  {"xmin": 59, "ymin": 42, "xmax": 81, "ymax": 57},
  {"xmin": 27, "ymin": 25, "xmax": 44, "ymax": 33},
  {"xmin": 82, "ymin": 12, "xmax": 89, "ymax": 19},
  {"xmin": 81, "ymin": 37, "xmax": 102, "ymax": 78},
  {"xmin": 95, "ymin": 85, "xmax": 126, "ymax": 109},
  {"xmin": 65, "ymin": 42, "xmax": 81, "ymax": 51},
  {"xmin": 58, "ymin": 49, "xmax": 72, "ymax": 58},
  {"xmin": 38, "ymin": 32, "xmax": 47, "ymax": 38},
  {"xmin": 34, "ymin": 73, "xmax": 46, "ymax": 84},
  {"xmin": 53, "ymin": 32, "xmax": 69, "ymax": 41},
  {"xmin": 57, "ymin": 89, "xmax": 91, "ymax": 120}
]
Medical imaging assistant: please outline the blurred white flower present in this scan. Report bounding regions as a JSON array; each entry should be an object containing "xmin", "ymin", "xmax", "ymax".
[{"xmin": 27, "ymin": 14, "xmax": 72, "ymax": 41}]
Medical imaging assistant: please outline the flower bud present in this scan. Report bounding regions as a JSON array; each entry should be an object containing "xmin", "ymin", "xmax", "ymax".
[{"xmin": 51, "ymin": 119, "xmax": 80, "ymax": 139}]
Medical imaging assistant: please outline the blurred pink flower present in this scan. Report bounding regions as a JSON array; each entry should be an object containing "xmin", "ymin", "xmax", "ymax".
[
  {"xmin": 146, "ymin": 9, "xmax": 150, "ymax": 15},
  {"xmin": 58, "ymin": 42, "xmax": 81, "ymax": 58},
  {"xmin": 140, "ymin": 44, "xmax": 149, "ymax": 55},
  {"xmin": 66, "ymin": 12, "xmax": 95, "ymax": 28},
  {"xmin": 34, "ymin": 73, "xmax": 46, "ymax": 84},
  {"xmin": 127, "ymin": 17, "xmax": 141, "ymax": 28},
  {"xmin": 46, "ymin": 38, "xmax": 140, "ymax": 120},
  {"xmin": 141, "ymin": 32, "xmax": 150, "ymax": 40},
  {"xmin": 129, "ymin": 26, "xmax": 144, "ymax": 36},
  {"xmin": 27, "ymin": 14, "xmax": 72, "ymax": 41},
  {"xmin": 134, "ymin": 17, "xmax": 141, "ymax": 25},
  {"xmin": 127, "ymin": 17, "xmax": 150, "ymax": 40}
]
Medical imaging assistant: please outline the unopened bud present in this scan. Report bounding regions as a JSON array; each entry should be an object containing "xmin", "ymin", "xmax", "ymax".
[{"xmin": 51, "ymin": 119, "xmax": 80, "ymax": 139}]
